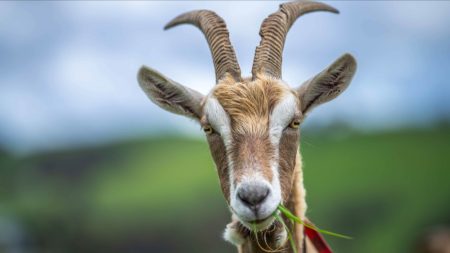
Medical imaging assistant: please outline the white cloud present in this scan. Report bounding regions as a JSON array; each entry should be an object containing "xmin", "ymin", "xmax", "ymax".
[
  {"xmin": 383, "ymin": 2, "xmax": 450, "ymax": 40},
  {"xmin": 0, "ymin": 3, "xmax": 42, "ymax": 47}
]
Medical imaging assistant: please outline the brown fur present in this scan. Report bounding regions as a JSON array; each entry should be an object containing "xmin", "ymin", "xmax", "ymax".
[
  {"xmin": 278, "ymin": 128, "xmax": 300, "ymax": 200},
  {"xmin": 206, "ymin": 133, "xmax": 231, "ymax": 203},
  {"xmin": 213, "ymin": 75, "xmax": 288, "ymax": 135},
  {"xmin": 291, "ymin": 152, "xmax": 307, "ymax": 251},
  {"xmin": 231, "ymin": 133, "xmax": 275, "ymax": 185}
]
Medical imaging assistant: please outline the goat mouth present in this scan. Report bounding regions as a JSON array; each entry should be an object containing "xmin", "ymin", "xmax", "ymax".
[
  {"xmin": 252, "ymin": 218, "xmax": 270, "ymax": 224},
  {"xmin": 240, "ymin": 214, "xmax": 276, "ymax": 232},
  {"xmin": 230, "ymin": 205, "xmax": 280, "ymax": 231}
]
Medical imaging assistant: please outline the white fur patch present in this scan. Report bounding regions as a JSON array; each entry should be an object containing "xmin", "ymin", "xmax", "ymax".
[
  {"xmin": 223, "ymin": 223, "xmax": 246, "ymax": 246},
  {"xmin": 266, "ymin": 92, "xmax": 298, "ymax": 222},
  {"xmin": 203, "ymin": 96, "xmax": 232, "ymax": 146},
  {"xmin": 269, "ymin": 93, "xmax": 298, "ymax": 145},
  {"xmin": 203, "ymin": 95, "xmax": 236, "ymax": 207},
  {"xmin": 274, "ymin": 226, "xmax": 288, "ymax": 248}
]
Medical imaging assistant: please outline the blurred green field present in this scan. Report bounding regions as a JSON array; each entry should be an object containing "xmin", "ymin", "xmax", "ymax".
[{"xmin": 1, "ymin": 127, "xmax": 449, "ymax": 253}]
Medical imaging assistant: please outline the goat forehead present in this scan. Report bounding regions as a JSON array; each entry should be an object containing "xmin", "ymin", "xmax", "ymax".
[{"xmin": 212, "ymin": 77, "xmax": 295, "ymax": 133}]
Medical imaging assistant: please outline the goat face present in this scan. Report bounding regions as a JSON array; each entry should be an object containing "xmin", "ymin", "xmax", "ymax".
[
  {"xmin": 138, "ymin": 1, "xmax": 356, "ymax": 231},
  {"xmin": 202, "ymin": 76, "xmax": 300, "ymax": 229}
]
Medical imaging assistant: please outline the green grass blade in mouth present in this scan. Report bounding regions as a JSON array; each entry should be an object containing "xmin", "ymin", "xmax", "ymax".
[{"xmin": 277, "ymin": 204, "xmax": 353, "ymax": 240}]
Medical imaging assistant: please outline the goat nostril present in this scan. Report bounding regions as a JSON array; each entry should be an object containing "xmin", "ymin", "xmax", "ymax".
[
  {"xmin": 262, "ymin": 189, "xmax": 269, "ymax": 199},
  {"xmin": 238, "ymin": 192, "xmax": 250, "ymax": 205},
  {"xmin": 237, "ymin": 184, "xmax": 270, "ymax": 208}
]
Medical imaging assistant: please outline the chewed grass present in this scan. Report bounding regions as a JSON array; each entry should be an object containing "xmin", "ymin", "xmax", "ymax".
[{"xmin": 251, "ymin": 204, "xmax": 352, "ymax": 253}]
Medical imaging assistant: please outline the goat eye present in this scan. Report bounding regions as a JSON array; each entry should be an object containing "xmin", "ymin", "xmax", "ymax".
[
  {"xmin": 203, "ymin": 125, "xmax": 214, "ymax": 134},
  {"xmin": 289, "ymin": 120, "xmax": 300, "ymax": 129}
]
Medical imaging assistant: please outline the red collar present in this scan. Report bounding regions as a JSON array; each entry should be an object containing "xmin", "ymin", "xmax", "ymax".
[{"xmin": 304, "ymin": 223, "xmax": 333, "ymax": 253}]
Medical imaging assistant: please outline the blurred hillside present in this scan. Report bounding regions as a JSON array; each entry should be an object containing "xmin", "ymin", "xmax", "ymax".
[{"xmin": 1, "ymin": 127, "xmax": 449, "ymax": 253}]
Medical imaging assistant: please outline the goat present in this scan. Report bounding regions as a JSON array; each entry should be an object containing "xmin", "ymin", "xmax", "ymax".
[{"xmin": 138, "ymin": 1, "xmax": 357, "ymax": 252}]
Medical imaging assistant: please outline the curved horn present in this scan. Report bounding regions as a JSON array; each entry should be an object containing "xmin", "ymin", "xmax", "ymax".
[
  {"xmin": 165, "ymin": 10, "xmax": 242, "ymax": 83},
  {"xmin": 251, "ymin": 1, "xmax": 338, "ymax": 80}
]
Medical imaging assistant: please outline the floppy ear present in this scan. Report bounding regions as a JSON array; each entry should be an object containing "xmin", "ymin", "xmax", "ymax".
[
  {"xmin": 138, "ymin": 66, "xmax": 204, "ymax": 120},
  {"xmin": 297, "ymin": 53, "xmax": 357, "ymax": 114}
]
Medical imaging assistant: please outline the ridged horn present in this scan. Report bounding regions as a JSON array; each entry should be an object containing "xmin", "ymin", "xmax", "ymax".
[
  {"xmin": 251, "ymin": 1, "xmax": 338, "ymax": 80},
  {"xmin": 165, "ymin": 10, "xmax": 242, "ymax": 83}
]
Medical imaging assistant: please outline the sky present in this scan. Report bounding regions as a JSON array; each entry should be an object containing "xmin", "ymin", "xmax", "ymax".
[{"xmin": 0, "ymin": 1, "xmax": 450, "ymax": 154}]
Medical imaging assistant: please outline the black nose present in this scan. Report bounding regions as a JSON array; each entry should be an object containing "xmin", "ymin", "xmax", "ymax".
[{"xmin": 237, "ymin": 183, "xmax": 270, "ymax": 210}]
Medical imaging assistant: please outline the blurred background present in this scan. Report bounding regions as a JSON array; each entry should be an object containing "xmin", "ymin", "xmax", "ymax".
[{"xmin": 1, "ymin": 1, "xmax": 450, "ymax": 253}]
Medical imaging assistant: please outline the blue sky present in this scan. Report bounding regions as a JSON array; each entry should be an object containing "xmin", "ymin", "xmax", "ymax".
[{"xmin": 1, "ymin": 1, "xmax": 449, "ymax": 154}]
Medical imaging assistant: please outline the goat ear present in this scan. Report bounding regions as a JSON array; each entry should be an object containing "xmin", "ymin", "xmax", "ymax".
[
  {"xmin": 138, "ymin": 66, "xmax": 204, "ymax": 120},
  {"xmin": 297, "ymin": 53, "xmax": 356, "ymax": 114}
]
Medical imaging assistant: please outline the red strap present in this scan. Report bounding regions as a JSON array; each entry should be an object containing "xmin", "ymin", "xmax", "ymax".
[{"xmin": 304, "ymin": 225, "xmax": 333, "ymax": 253}]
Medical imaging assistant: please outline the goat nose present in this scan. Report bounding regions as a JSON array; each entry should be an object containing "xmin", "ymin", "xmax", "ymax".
[{"xmin": 237, "ymin": 183, "xmax": 270, "ymax": 209}]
